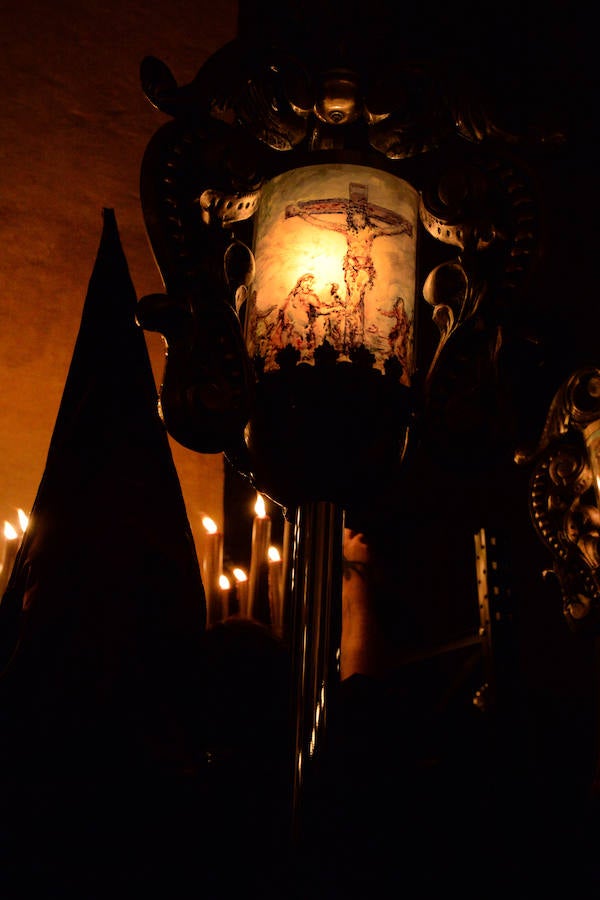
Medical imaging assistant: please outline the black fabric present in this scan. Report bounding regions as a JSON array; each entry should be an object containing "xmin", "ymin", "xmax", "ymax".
[{"xmin": 0, "ymin": 210, "xmax": 208, "ymax": 897}]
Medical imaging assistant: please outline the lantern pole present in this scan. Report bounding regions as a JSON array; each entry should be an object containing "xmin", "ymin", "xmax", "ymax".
[{"xmin": 285, "ymin": 500, "xmax": 344, "ymax": 841}]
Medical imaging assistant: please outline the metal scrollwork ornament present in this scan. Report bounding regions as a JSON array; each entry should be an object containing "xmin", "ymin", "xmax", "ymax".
[{"xmin": 516, "ymin": 367, "xmax": 600, "ymax": 631}]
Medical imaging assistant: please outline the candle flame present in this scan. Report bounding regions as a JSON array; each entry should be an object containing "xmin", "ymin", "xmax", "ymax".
[
  {"xmin": 255, "ymin": 493, "xmax": 266, "ymax": 518},
  {"xmin": 17, "ymin": 509, "xmax": 28, "ymax": 532},
  {"xmin": 232, "ymin": 567, "xmax": 248, "ymax": 583},
  {"xmin": 202, "ymin": 515, "xmax": 218, "ymax": 535},
  {"xmin": 3, "ymin": 521, "xmax": 18, "ymax": 541},
  {"xmin": 218, "ymin": 574, "xmax": 231, "ymax": 590},
  {"xmin": 268, "ymin": 545, "xmax": 281, "ymax": 563}
]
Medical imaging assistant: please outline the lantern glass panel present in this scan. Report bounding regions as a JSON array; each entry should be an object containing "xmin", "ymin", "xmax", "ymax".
[{"xmin": 247, "ymin": 164, "xmax": 418, "ymax": 384}]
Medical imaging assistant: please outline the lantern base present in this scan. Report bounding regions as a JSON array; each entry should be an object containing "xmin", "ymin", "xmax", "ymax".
[{"xmin": 232, "ymin": 359, "xmax": 415, "ymax": 510}]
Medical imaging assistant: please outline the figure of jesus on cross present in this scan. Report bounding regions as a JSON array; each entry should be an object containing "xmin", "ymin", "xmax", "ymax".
[{"xmin": 285, "ymin": 182, "xmax": 413, "ymax": 350}]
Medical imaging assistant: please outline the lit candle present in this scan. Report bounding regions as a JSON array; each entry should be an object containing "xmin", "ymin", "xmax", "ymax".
[
  {"xmin": 17, "ymin": 509, "xmax": 29, "ymax": 534},
  {"xmin": 232, "ymin": 567, "xmax": 249, "ymax": 618},
  {"xmin": 201, "ymin": 515, "xmax": 224, "ymax": 627},
  {"xmin": 248, "ymin": 493, "xmax": 271, "ymax": 623},
  {"xmin": 268, "ymin": 545, "xmax": 284, "ymax": 638},
  {"xmin": 0, "ymin": 521, "xmax": 20, "ymax": 601},
  {"xmin": 219, "ymin": 573, "xmax": 232, "ymax": 621}
]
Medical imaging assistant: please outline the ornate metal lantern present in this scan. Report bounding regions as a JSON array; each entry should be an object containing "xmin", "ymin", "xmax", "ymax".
[
  {"xmin": 243, "ymin": 161, "xmax": 418, "ymax": 507},
  {"xmin": 135, "ymin": 1, "xmax": 559, "ymax": 835}
]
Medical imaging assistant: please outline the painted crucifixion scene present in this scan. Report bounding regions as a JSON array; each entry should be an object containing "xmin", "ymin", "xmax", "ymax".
[{"xmin": 246, "ymin": 165, "xmax": 419, "ymax": 383}]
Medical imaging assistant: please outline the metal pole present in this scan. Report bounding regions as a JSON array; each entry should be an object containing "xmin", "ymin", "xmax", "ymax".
[{"xmin": 286, "ymin": 500, "xmax": 344, "ymax": 841}]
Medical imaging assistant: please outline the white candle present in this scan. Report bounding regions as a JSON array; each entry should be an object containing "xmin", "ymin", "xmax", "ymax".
[
  {"xmin": 219, "ymin": 573, "xmax": 232, "ymax": 621},
  {"xmin": 268, "ymin": 544, "xmax": 284, "ymax": 638},
  {"xmin": 201, "ymin": 515, "xmax": 224, "ymax": 627},
  {"xmin": 232, "ymin": 567, "xmax": 249, "ymax": 617},
  {"xmin": 248, "ymin": 493, "xmax": 271, "ymax": 623},
  {"xmin": 0, "ymin": 521, "xmax": 19, "ymax": 601}
]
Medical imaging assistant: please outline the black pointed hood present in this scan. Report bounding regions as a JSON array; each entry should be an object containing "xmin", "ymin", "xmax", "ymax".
[{"xmin": 0, "ymin": 209, "xmax": 207, "ymax": 778}]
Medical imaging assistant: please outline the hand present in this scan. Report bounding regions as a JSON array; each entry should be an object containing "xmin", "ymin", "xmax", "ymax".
[
  {"xmin": 343, "ymin": 529, "xmax": 370, "ymax": 578},
  {"xmin": 341, "ymin": 528, "xmax": 396, "ymax": 680}
]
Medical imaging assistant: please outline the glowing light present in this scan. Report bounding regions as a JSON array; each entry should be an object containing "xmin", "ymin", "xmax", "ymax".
[
  {"xmin": 218, "ymin": 574, "xmax": 231, "ymax": 590},
  {"xmin": 249, "ymin": 163, "xmax": 418, "ymax": 380},
  {"xmin": 268, "ymin": 544, "xmax": 284, "ymax": 637},
  {"xmin": 247, "ymin": 493, "xmax": 271, "ymax": 620},
  {"xmin": 267, "ymin": 545, "xmax": 281, "ymax": 563},
  {"xmin": 232, "ymin": 566, "xmax": 250, "ymax": 617},
  {"xmin": 3, "ymin": 522, "xmax": 17, "ymax": 541},
  {"xmin": 0, "ymin": 520, "xmax": 20, "ymax": 596},
  {"xmin": 17, "ymin": 509, "xmax": 28, "ymax": 532},
  {"xmin": 254, "ymin": 493, "xmax": 266, "ymax": 518},
  {"xmin": 202, "ymin": 515, "xmax": 218, "ymax": 535},
  {"xmin": 200, "ymin": 515, "xmax": 223, "ymax": 626}
]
